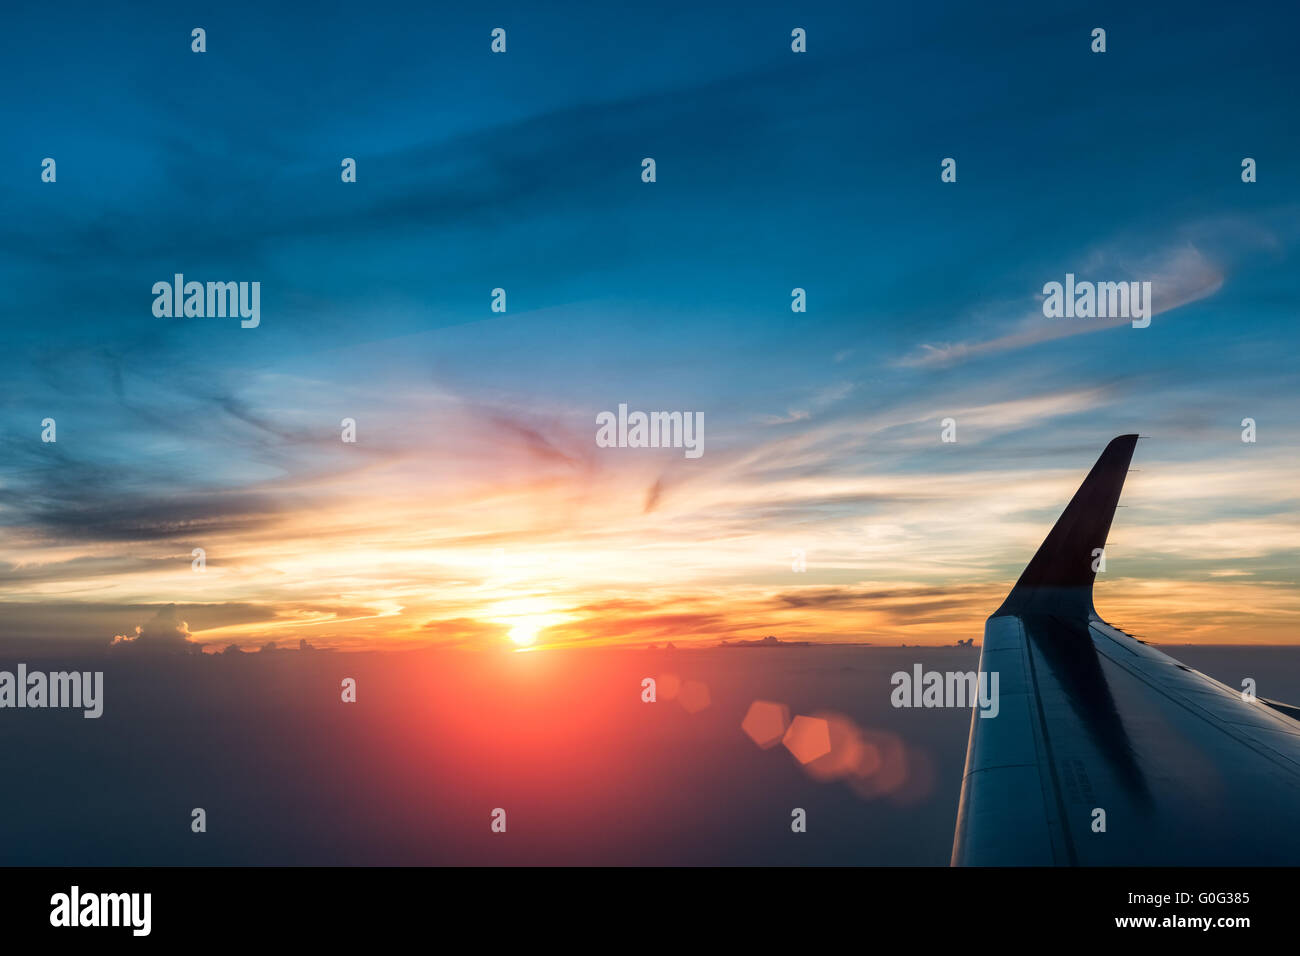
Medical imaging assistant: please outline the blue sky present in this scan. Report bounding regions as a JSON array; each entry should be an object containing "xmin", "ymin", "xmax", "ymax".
[{"xmin": 1, "ymin": 0, "xmax": 1297, "ymax": 649}]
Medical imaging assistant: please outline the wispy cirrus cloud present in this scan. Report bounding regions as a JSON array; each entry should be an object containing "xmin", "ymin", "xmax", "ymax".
[{"xmin": 899, "ymin": 241, "xmax": 1225, "ymax": 368}]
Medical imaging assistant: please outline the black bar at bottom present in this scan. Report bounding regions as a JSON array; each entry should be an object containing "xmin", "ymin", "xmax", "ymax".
[{"xmin": 0, "ymin": 866, "xmax": 1280, "ymax": 942}]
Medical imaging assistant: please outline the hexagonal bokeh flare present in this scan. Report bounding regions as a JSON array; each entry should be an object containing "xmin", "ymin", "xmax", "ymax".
[
  {"xmin": 741, "ymin": 700, "xmax": 791, "ymax": 749},
  {"xmin": 782, "ymin": 714, "xmax": 832, "ymax": 764},
  {"xmin": 677, "ymin": 679, "xmax": 711, "ymax": 714}
]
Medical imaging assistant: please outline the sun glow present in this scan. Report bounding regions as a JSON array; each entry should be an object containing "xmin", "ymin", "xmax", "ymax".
[
  {"xmin": 508, "ymin": 620, "xmax": 542, "ymax": 646},
  {"xmin": 494, "ymin": 599, "xmax": 570, "ymax": 649}
]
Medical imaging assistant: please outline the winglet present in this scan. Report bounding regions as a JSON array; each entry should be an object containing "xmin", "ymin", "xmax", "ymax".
[{"xmin": 993, "ymin": 435, "xmax": 1139, "ymax": 619}]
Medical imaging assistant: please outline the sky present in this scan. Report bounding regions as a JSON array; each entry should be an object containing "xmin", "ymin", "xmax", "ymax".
[{"xmin": 0, "ymin": 0, "xmax": 1297, "ymax": 651}]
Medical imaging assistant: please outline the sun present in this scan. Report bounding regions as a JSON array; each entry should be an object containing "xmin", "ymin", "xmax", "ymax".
[
  {"xmin": 508, "ymin": 620, "xmax": 543, "ymax": 647},
  {"xmin": 493, "ymin": 600, "xmax": 568, "ymax": 649}
]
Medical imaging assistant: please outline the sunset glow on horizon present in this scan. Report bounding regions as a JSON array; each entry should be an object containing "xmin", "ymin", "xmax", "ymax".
[{"xmin": 3, "ymin": 412, "xmax": 1297, "ymax": 652}]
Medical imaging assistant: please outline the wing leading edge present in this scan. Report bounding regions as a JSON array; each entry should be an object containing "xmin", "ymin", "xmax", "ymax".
[{"xmin": 951, "ymin": 436, "xmax": 1300, "ymax": 866}]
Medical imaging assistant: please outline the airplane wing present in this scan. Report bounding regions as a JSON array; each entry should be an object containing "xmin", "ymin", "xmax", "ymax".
[{"xmin": 951, "ymin": 435, "xmax": 1300, "ymax": 865}]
